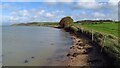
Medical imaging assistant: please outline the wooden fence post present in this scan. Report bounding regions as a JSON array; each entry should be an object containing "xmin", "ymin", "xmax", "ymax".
[
  {"xmin": 100, "ymin": 35, "xmax": 106, "ymax": 53},
  {"xmin": 81, "ymin": 28, "xmax": 83, "ymax": 33}
]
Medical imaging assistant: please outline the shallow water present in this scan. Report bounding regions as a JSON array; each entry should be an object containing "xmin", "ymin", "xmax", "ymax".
[{"xmin": 2, "ymin": 26, "xmax": 73, "ymax": 66}]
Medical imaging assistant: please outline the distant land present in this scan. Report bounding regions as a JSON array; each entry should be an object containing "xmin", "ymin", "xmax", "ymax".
[{"xmin": 11, "ymin": 20, "xmax": 119, "ymax": 26}]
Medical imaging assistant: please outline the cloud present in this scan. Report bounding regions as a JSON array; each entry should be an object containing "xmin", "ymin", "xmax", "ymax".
[
  {"xmin": 10, "ymin": 10, "xmax": 30, "ymax": 17},
  {"xmin": 71, "ymin": 0, "xmax": 119, "ymax": 10},
  {"xmin": 109, "ymin": 0, "xmax": 120, "ymax": 5},
  {"xmin": 70, "ymin": 8, "xmax": 118, "ymax": 21},
  {"xmin": 2, "ymin": 0, "xmax": 42, "ymax": 2},
  {"xmin": 1, "ymin": 3, "xmax": 19, "ymax": 12},
  {"xmin": 37, "ymin": 9, "xmax": 45, "ymax": 15},
  {"xmin": 76, "ymin": 0, "xmax": 96, "ymax": 2},
  {"xmin": 2, "ymin": 8, "xmax": 64, "ymax": 25},
  {"xmin": 46, "ymin": 13, "xmax": 54, "ymax": 17},
  {"xmin": 0, "ymin": 16, "xmax": 2, "ymax": 25},
  {"xmin": 0, "ymin": 5, "xmax": 2, "ymax": 9},
  {"xmin": 1, "ymin": 1, "xmax": 119, "ymax": 25},
  {"xmin": 19, "ymin": 10, "xmax": 30, "ymax": 17},
  {"xmin": 9, "ymin": 16, "xmax": 19, "ymax": 21},
  {"xmin": 1, "ymin": 0, "xmax": 120, "ymax": 3},
  {"xmin": 72, "ymin": 2, "xmax": 106, "ymax": 10},
  {"xmin": 58, "ymin": 0, "xmax": 73, "ymax": 2},
  {"xmin": 93, "ymin": 12, "xmax": 105, "ymax": 17},
  {"xmin": 44, "ymin": 0, "xmax": 56, "ymax": 2},
  {"xmin": 75, "ymin": 2, "xmax": 99, "ymax": 9}
]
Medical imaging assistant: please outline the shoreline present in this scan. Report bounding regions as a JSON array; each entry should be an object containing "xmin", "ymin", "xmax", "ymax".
[{"xmin": 51, "ymin": 28, "xmax": 114, "ymax": 67}]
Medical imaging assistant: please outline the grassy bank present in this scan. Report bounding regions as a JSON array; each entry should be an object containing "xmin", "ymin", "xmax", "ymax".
[{"xmin": 64, "ymin": 22, "xmax": 120, "ymax": 67}]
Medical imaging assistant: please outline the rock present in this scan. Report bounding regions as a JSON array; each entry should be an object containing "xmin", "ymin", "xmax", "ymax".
[
  {"xmin": 72, "ymin": 53, "xmax": 80, "ymax": 57},
  {"xmin": 24, "ymin": 60, "xmax": 28, "ymax": 63},
  {"xmin": 82, "ymin": 50, "xmax": 88, "ymax": 54},
  {"xmin": 70, "ymin": 46, "xmax": 75, "ymax": 49},
  {"xmin": 78, "ymin": 40, "xmax": 81, "ymax": 42},
  {"xmin": 67, "ymin": 53, "xmax": 71, "ymax": 57},
  {"xmin": 84, "ymin": 45, "xmax": 92, "ymax": 49},
  {"xmin": 76, "ymin": 49, "xmax": 87, "ymax": 54},
  {"xmin": 76, "ymin": 43, "xmax": 79, "ymax": 45},
  {"xmin": 70, "ymin": 57, "xmax": 74, "ymax": 60},
  {"xmin": 77, "ymin": 46, "xmax": 84, "ymax": 49},
  {"xmin": 70, "ymin": 46, "xmax": 72, "ymax": 49},
  {"xmin": 73, "ymin": 38, "xmax": 75, "ymax": 40},
  {"xmin": 79, "ymin": 43, "xmax": 85, "ymax": 46},
  {"xmin": 31, "ymin": 56, "xmax": 35, "ymax": 59},
  {"xmin": 68, "ymin": 64, "xmax": 70, "ymax": 66}
]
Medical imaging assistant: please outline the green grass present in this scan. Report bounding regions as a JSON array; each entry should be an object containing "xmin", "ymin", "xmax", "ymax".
[{"xmin": 76, "ymin": 23, "xmax": 119, "ymax": 37}]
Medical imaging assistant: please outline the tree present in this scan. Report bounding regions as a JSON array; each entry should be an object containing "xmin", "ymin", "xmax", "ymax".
[{"xmin": 59, "ymin": 16, "xmax": 73, "ymax": 28}]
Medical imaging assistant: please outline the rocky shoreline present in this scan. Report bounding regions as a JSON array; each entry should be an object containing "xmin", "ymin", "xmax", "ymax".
[
  {"xmin": 66, "ymin": 35, "xmax": 91, "ymax": 66},
  {"xmin": 48, "ymin": 26, "xmax": 114, "ymax": 67},
  {"xmin": 63, "ymin": 33, "xmax": 113, "ymax": 67}
]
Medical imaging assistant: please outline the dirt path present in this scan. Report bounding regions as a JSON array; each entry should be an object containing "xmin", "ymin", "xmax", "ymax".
[{"xmin": 62, "ymin": 34, "xmax": 114, "ymax": 67}]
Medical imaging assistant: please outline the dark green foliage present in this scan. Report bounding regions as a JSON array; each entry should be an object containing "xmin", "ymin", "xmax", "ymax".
[
  {"xmin": 59, "ymin": 16, "xmax": 74, "ymax": 28},
  {"xmin": 75, "ymin": 20, "xmax": 113, "ymax": 24}
]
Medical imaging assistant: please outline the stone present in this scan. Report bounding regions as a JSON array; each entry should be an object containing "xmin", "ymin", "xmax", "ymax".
[
  {"xmin": 78, "ymin": 40, "xmax": 81, "ymax": 42},
  {"xmin": 82, "ymin": 50, "xmax": 88, "ymax": 54},
  {"xmin": 67, "ymin": 53, "xmax": 71, "ymax": 57},
  {"xmin": 72, "ymin": 53, "xmax": 80, "ymax": 57},
  {"xmin": 24, "ymin": 60, "xmax": 28, "ymax": 63},
  {"xmin": 70, "ymin": 46, "xmax": 75, "ymax": 49},
  {"xmin": 77, "ymin": 46, "xmax": 84, "ymax": 49},
  {"xmin": 76, "ymin": 43, "xmax": 79, "ymax": 45},
  {"xmin": 70, "ymin": 46, "xmax": 72, "ymax": 49},
  {"xmin": 76, "ymin": 49, "xmax": 87, "ymax": 54},
  {"xmin": 79, "ymin": 43, "xmax": 85, "ymax": 46},
  {"xmin": 31, "ymin": 56, "xmax": 35, "ymax": 59}
]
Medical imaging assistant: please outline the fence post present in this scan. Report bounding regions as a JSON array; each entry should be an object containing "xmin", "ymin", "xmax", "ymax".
[
  {"xmin": 100, "ymin": 35, "xmax": 106, "ymax": 53},
  {"xmin": 81, "ymin": 28, "xmax": 83, "ymax": 33}
]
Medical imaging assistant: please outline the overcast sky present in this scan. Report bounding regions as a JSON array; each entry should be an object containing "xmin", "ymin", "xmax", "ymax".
[{"xmin": 0, "ymin": 0, "xmax": 120, "ymax": 25}]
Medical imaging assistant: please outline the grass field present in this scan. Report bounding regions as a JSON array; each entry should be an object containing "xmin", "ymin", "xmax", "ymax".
[{"xmin": 76, "ymin": 23, "xmax": 119, "ymax": 37}]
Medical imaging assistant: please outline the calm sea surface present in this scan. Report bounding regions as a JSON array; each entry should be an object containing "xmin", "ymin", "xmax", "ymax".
[{"xmin": 2, "ymin": 26, "xmax": 73, "ymax": 66}]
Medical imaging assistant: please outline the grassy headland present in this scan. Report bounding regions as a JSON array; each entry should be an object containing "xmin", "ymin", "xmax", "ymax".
[{"xmin": 12, "ymin": 22, "xmax": 59, "ymax": 27}]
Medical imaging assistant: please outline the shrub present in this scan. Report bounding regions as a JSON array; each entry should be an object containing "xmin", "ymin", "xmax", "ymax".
[{"xmin": 59, "ymin": 16, "xmax": 74, "ymax": 28}]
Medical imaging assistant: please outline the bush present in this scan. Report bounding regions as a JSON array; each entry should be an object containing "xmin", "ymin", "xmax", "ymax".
[{"xmin": 59, "ymin": 16, "xmax": 74, "ymax": 28}]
